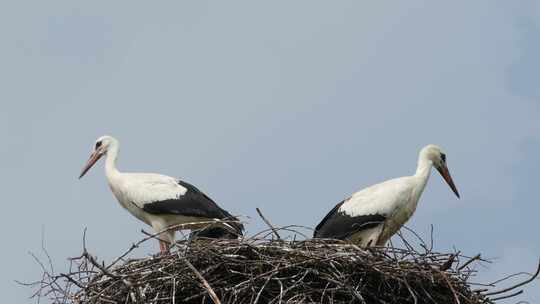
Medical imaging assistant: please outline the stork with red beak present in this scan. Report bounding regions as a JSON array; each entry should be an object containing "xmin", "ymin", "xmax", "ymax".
[
  {"xmin": 79, "ymin": 135, "xmax": 243, "ymax": 253},
  {"xmin": 314, "ymin": 144, "xmax": 460, "ymax": 247}
]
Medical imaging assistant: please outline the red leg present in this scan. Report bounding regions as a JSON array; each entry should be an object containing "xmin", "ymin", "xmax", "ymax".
[
  {"xmin": 164, "ymin": 241, "xmax": 170, "ymax": 252},
  {"xmin": 159, "ymin": 240, "xmax": 170, "ymax": 254}
]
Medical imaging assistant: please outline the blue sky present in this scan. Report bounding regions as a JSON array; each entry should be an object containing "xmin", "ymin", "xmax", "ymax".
[{"xmin": 1, "ymin": 1, "xmax": 538, "ymax": 302}]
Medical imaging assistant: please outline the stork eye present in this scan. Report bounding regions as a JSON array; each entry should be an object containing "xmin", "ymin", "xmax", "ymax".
[
  {"xmin": 95, "ymin": 141, "xmax": 103, "ymax": 149},
  {"xmin": 441, "ymin": 153, "xmax": 446, "ymax": 162}
]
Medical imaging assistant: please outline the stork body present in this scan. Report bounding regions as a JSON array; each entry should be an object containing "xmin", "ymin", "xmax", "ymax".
[
  {"xmin": 79, "ymin": 135, "xmax": 243, "ymax": 253},
  {"xmin": 313, "ymin": 145, "xmax": 459, "ymax": 247}
]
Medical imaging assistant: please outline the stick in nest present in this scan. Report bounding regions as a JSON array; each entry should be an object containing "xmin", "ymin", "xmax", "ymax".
[
  {"xmin": 256, "ymin": 207, "xmax": 281, "ymax": 240},
  {"xmin": 20, "ymin": 222, "xmax": 540, "ymax": 304}
]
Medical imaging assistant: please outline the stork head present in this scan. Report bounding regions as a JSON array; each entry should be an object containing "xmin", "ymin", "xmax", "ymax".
[
  {"xmin": 79, "ymin": 135, "xmax": 117, "ymax": 179},
  {"xmin": 421, "ymin": 144, "xmax": 460, "ymax": 198}
]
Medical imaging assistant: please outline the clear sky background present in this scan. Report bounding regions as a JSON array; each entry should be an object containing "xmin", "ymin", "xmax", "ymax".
[{"xmin": 1, "ymin": 1, "xmax": 538, "ymax": 302}]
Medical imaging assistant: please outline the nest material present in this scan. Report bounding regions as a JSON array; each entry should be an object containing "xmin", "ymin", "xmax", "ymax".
[
  {"xmin": 26, "ymin": 220, "xmax": 539, "ymax": 304},
  {"xmin": 38, "ymin": 239, "xmax": 498, "ymax": 304}
]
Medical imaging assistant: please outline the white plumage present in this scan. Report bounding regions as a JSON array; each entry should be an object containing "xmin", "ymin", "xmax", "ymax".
[
  {"xmin": 79, "ymin": 135, "xmax": 243, "ymax": 253},
  {"xmin": 314, "ymin": 144, "xmax": 460, "ymax": 247}
]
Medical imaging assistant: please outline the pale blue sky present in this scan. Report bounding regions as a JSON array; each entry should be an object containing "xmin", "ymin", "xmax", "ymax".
[{"xmin": 1, "ymin": 1, "xmax": 538, "ymax": 302}]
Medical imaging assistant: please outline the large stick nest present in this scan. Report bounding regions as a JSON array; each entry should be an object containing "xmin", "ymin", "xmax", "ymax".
[{"xmin": 25, "ymin": 223, "xmax": 539, "ymax": 304}]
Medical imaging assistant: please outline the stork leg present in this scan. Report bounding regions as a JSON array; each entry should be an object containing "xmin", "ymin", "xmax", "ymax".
[
  {"xmin": 152, "ymin": 221, "xmax": 175, "ymax": 254},
  {"xmin": 159, "ymin": 240, "xmax": 170, "ymax": 253}
]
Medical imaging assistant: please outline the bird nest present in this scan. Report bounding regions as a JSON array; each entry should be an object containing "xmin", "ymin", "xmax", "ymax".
[{"xmin": 25, "ymin": 221, "xmax": 539, "ymax": 304}]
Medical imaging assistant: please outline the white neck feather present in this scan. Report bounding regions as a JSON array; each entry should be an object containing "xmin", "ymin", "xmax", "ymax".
[
  {"xmin": 413, "ymin": 152, "xmax": 433, "ymax": 198},
  {"xmin": 105, "ymin": 140, "xmax": 121, "ymax": 180}
]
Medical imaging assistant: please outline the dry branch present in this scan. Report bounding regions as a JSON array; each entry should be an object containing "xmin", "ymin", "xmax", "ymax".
[{"xmin": 22, "ymin": 223, "xmax": 539, "ymax": 304}]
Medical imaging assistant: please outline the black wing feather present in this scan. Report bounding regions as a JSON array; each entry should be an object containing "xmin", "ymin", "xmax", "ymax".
[
  {"xmin": 314, "ymin": 200, "xmax": 346, "ymax": 233},
  {"xmin": 142, "ymin": 180, "xmax": 244, "ymax": 235},
  {"xmin": 313, "ymin": 199, "xmax": 386, "ymax": 239},
  {"xmin": 190, "ymin": 226, "xmax": 240, "ymax": 239}
]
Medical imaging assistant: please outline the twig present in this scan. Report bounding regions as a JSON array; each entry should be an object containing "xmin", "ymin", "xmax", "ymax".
[
  {"xmin": 488, "ymin": 272, "xmax": 534, "ymax": 286},
  {"xmin": 484, "ymin": 257, "xmax": 540, "ymax": 296},
  {"xmin": 81, "ymin": 228, "xmax": 135, "ymax": 291},
  {"xmin": 23, "ymin": 224, "xmax": 539, "ymax": 304},
  {"xmin": 60, "ymin": 273, "xmax": 86, "ymax": 290},
  {"xmin": 182, "ymin": 256, "xmax": 222, "ymax": 304},
  {"xmin": 490, "ymin": 289, "xmax": 524, "ymax": 301},
  {"xmin": 458, "ymin": 254, "xmax": 481, "ymax": 271},
  {"xmin": 404, "ymin": 279, "xmax": 418, "ymax": 304},
  {"xmin": 107, "ymin": 219, "xmax": 242, "ymax": 269},
  {"xmin": 440, "ymin": 252, "xmax": 459, "ymax": 271},
  {"xmin": 439, "ymin": 270, "xmax": 461, "ymax": 304},
  {"xmin": 256, "ymin": 207, "xmax": 281, "ymax": 240}
]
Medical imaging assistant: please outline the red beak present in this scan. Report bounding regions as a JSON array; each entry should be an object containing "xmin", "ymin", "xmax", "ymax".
[
  {"xmin": 436, "ymin": 163, "xmax": 460, "ymax": 198},
  {"xmin": 79, "ymin": 150, "xmax": 104, "ymax": 179}
]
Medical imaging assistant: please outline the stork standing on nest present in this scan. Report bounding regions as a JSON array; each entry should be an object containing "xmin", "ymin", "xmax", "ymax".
[
  {"xmin": 79, "ymin": 135, "xmax": 243, "ymax": 253},
  {"xmin": 313, "ymin": 144, "xmax": 460, "ymax": 247}
]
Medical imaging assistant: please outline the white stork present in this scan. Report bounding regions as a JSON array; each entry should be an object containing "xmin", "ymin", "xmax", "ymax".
[
  {"xmin": 79, "ymin": 135, "xmax": 243, "ymax": 253},
  {"xmin": 313, "ymin": 144, "xmax": 460, "ymax": 247}
]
